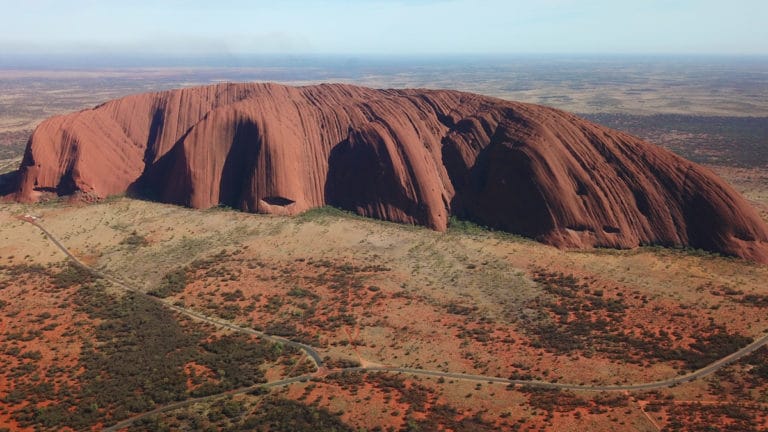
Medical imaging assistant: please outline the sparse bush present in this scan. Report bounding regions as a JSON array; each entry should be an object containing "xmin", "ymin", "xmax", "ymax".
[
  {"xmin": 237, "ymin": 397, "xmax": 354, "ymax": 432},
  {"xmin": 120, "ymin": 231, "xmax": 149, "ymax": 247},
  {"xmin": 448, "ymin": 216, "xmax": 491, "ymax": 236},
  {"xmin": 52, "ymin": 263, "xmax": 94, "ymax": 288},
  {"xmin": 148, "ymin": 268, "xmax": 187, "ymax": 298}
]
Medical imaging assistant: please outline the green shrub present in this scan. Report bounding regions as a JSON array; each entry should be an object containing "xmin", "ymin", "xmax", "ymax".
[
  {"xmin": 238, "ymin": 397, "xmax": 354, "ymax": 432},
  {"xmin": 448, "ymin": 216, "xmax": 490, "ymax": 235},
  {"xmin": 120, "ymin": 231, "xmax": 149, "ymax": 247},
  {"xmin": 148, "ymin": 268, "xmax": 187, "ymax": 298},
  {"xmin": 52, "ymin": 263, "xmax": 95, "ymax": 288}
]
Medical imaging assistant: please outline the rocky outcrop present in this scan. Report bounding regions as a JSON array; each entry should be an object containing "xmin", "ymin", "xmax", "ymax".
[{"xmin": 12, "ymin": 82, "xmax": 768, "ymax": 263}]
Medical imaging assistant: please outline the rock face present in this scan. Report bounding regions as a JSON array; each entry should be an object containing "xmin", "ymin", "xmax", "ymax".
[{"xmin": 12, "ymin": 82, "xmax": 768, "ymax": 263}]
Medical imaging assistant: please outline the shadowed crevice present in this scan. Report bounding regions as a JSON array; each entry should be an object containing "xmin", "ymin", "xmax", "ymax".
[
  {"xmin": 0, "ymin": 170, "xmax": 19, "ymax": 196},
  {"xmin": 442, "ymin": 123, "xmax": 555, "ymax": 238},
  {"xmin": 218, "ymin": 120, "xmax": 262, "ymax": 209},
  {"xmin": 324, "ymin": 127, "xmax": 428, "ymax": 225}
]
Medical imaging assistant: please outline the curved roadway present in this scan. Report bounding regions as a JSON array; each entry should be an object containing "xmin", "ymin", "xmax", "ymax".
[
  {"xmin": 102, "ymin": 374, "xmax": 313, "ymax": 432},
  {"xmin": 20, "ymin": 216, "xmax": 768, "ymax": 429},
  {"xmin": 22, "ymin": 217, "xmax": 324, "ymax": 368}
]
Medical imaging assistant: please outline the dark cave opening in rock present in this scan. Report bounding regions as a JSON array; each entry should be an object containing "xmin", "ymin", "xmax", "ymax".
[{"xmin": 261, "ymin": 196, "xmax": 296, "ymax": 206}]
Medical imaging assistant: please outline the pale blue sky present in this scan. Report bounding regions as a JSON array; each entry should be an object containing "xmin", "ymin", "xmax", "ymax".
[{"xmin": 1, "ymin": 0, "xmax": 766, "ymax": 55}]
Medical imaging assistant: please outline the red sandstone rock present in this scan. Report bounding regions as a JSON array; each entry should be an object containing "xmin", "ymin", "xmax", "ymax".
[{"xmin": 12, "ymin": 83, "xmax": 768, "ymax": 263}]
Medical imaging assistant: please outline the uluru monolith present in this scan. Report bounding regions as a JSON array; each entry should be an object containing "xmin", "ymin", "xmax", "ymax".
[{"xmin": 11, "ymin": 82, "xmax": 768, "ymax": 263}]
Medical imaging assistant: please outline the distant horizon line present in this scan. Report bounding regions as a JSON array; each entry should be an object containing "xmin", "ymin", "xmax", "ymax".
[{"xmin": 3, "ymin": 51, "xmax": 767, "ymax": 69}]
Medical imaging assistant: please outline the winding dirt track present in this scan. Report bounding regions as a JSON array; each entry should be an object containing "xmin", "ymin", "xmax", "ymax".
[
  {"xmin": 102, "ymin": 375, "xmax": 314, "ymax": 432},
  {"xmin": 20, "ymin": 216, "xmax": 768, "ymax": 430},
  {"xmin": 21, "ymin": 217, "xmax": 324, "ymax": 368}
]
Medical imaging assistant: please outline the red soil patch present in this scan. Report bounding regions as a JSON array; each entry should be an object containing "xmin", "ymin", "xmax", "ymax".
[
  {"xmin": 0, "ymin": 264, "xmax": 95, "ymax": 429},
  {"xmin": 184, "ymin": 361, "xmax": 219, "ymax": 393}
]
